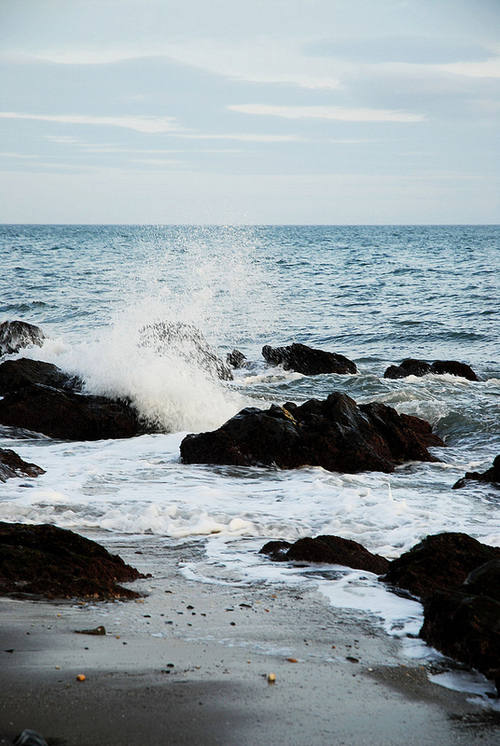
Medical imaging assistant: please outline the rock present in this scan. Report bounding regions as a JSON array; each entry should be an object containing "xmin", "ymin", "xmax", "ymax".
[
  {"xmin": 180, "ymin": 392, "xmax": 444, "ymax": 474},
  {"xmin": 0, "ymin": 320, "xmax": 46, "ymax": 358},
  {"xmin": 259, "ymin": 535, "xmax": 389, "ymax": 574},
  {"xmin": 0, "ymin": 357, "xmax": 82, "ymax": 396},
  {"xmin": 382, "ymin": 532, "xmax": 500, "ymax": 600},
  {"xmin": 140, "ymin": 322, "xmax": 233, "ymax": 381},
  {"xmin": 384, "ymin": 358, "xmax": 479, "ymax": 381},
  {"xmin": 13, "ymin": 730, "xmax": 49, "ymax": 746},
  {"xmin": 0, "ymin": 521, "xmax": 144, "ymax": 600},
  {"xmin": 226, "ymin": 349, "xmax": 247, "ymax": 368},
  {"xmin": 0, "ymin": 383, "xmax": 143, "ymax": 441},
  {"xmin": 453, "ymin": 455, "xmax": 500, "ymax": 489},
  {"xmin": 0, "ymin": 448, "xmax": 45, "ymax": 482},
  {"xmin": 463, "ymin": 560, "xmax": 500, "ymax": 603},
  {"xmin": 420, "ymin": 590, "xmax": 500, "ymax": 692},
  {"xmin": 262, "ymin": 343, "xmax": 357, "ymax": 376}
]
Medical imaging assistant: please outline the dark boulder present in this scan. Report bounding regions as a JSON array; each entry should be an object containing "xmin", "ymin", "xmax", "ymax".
[
  {"xmin": 180, "ymin": 392, "xmax": 444, "ymax": 474},
  {"xmin": 0, "ymin": 448, "xmax": 45, "ymax": 482},
  {"xmin": 262, "ymin": 343, "xmax": 357, "ymax": 376},
  {"xmin": 140, "ymin": 321, "xmax": 233, "ymax": 381},
  {"xmin": 463, "ymin": 560, "xmax": 500, "ymax": 603},
  {"xmin": 0, "ymin": 383, "xmax": 143, "ymax": 441},
  {"xmin": 0, "ymin": 320, "xmax": 46, "ymax": 358},
  {"xmin": 384, "ymin": 357, "xmax": 479, "ymax": 381},
  {"xmin": 0, "ymin": 357, "xmax": 82, "ymax": 395},
  {"xmin": 0, "ymin": 521, "xmax": 144, "ymax": 600},
  {"xmin": 453, "ymin": 455, "xmax": 500, "ymax": 490},
  {"xmin": 382, "ymin": 532, "xmax": 500, "ymax": 600},
  {"xmin": 227, "ymin": 349, "xmax": 247, "ymax": 369},
  {"xmin": 260, "ymin": 534, "xmax": 389, "ymax": 574}
]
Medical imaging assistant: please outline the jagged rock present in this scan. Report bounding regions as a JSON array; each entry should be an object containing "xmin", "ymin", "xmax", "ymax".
[
  {"xmin": 453, "ymin": 455, "xmax": 500, "ymax": 489},
  {"xmin": 382, "ymin": 532, "xmax": 500, "ymax": 600},
  {"xmin": 0, "ymin": 357, "xmax": 82, "ymax": 395},
  {"xmin": 384, "ymin": 358, "xmax": 479, "ymax": 381},
  {"xmin": 259, "ymin": 535, "xmax": 389, "ymax": 574},
  {"xmin": 180, "ymin": 392, "xmax": 444, "ymax": 474},
  {"xmin": 262, "ymin": 343, "xmax": 357, "ymax": 376},
  {"xmin": 0, "ymin": 383, "xmax": 143, "ymax": 441},
  {"xmin": 0, "ymin": 448, "xmax": 45, "ymax": 482},
  {"xmin": 140, "ymin": 322, "xmax": 233, "ymax": 381},
  {"xmin": 0, "ymin": 522, "xmax": 144, "ymax": 600},
  {"xmin": 226, "ymin": 349, "xmax": 247, "ymax": 368},
  {"xmin": 0, "ymin": 320, "xmax": 46, "ymax": 358}
]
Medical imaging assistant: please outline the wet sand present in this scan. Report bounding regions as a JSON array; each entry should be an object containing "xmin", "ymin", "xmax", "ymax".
[{"xmin": 1, "ymin": 541, "xmax": 499, "ymax": 746}]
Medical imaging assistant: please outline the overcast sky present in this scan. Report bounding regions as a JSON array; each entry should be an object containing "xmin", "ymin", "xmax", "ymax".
[{"xmin": 1, "ymin": 0, "xmax": 499, "ymax": 224}]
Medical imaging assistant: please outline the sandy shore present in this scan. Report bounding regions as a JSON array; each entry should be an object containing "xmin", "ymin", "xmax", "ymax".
[{"xmin": 1, "ymin": 538, "xmax": 499, "ymax": 746}]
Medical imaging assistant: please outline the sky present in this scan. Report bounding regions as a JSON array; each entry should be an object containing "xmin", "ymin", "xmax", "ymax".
[{"xmin": 0, "ymin": 0, "xmax": 499, "ymax": 224}]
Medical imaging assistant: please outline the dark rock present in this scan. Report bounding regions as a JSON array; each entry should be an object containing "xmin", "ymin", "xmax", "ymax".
[
  {"xmin": 420, "ymin": 590, "xmax": 500, "ymax": 690},
  {"xmin": 140, "ymin": 322, "xmax": 233, "ymax": 381},
  {"xmin": 180, "ymin": 392, "xmax": 444, "ymax": 474},
  {"xmin": 430, "ymin": 360, "xmax": 479, "ymax": 381},
  {"xmin": 0, "ymin": 521, "xmax": 144, "ymax": 600},
  {"xmin": 0, "ymin": 383, "xmax": 143, "ymax": 441},
  {"xmin": 384, "ymin": 357, "xmax": 479, "ymax": 381},
  {"xmin": 262, "ymin": 343, "xmax": 357, "ymax": 376},
  {"xmin": 0, "ymin": 448, "xmax": 45, "ymax": 482},
  {"xmin": 463, "ymin": 560, "xmax": 500, "ymax": 603},
  {"xmin": 382, "ymin": 532, "xmax": 500, "ymax": 600},
  {"xmin": 227, "ymin": 349, "xmax": 247, "ymax": 368},
  {"xmin": 0, "ymin": 357, "xmax": 82, "ymax": 396},
  {"xmin": 453, "ymin": 455, "xmax": 500, "ymax": 489},
  {"xmin": 260, "ymin": 534, "xmax": 389, "ymax": 574},
  {"xmin": 14, "ymin": 730, "xmax": 49, "ymax": 746},
  {"xmin": 0, "ymin": 320, "xmax": 46, "ymax": 358}
]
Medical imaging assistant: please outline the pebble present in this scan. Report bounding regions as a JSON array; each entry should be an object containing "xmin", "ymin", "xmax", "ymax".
[
  {"xmin": 267, "ymin": 672, "xmax": 276, "ymax": 683},
  {"xmin": 76, "ymin": 674, "xmax": 86, "ymax": 682}
]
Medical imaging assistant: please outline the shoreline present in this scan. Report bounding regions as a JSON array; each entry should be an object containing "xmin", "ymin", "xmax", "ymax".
[{"xmin": 1, "ymin": 539, "xmax": 500, "ymax": 746}]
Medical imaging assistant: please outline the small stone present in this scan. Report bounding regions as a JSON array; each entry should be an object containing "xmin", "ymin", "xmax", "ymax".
[
  {"xmin": 267, "ymin": 672, "xmax": 276, "ymax": 683},
  {"xmin": 76, "ymin": 674, "xmax": 86, "ymax": 682}
]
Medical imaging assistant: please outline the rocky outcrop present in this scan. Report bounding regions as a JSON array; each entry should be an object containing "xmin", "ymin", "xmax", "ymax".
[
  {"xmin": 140, "ymin": 321, "xmax": 233, "ymax": 381},
  {"xmin": 260, "ymin": 535, "xmax": 389, "ymax": 574},
  {"xmin": 453, "ymin": 455, "xmax": 500, "ymax": 489},
  {"xmin": 0, "ymin": 320, "xmax": 46, "ymax": 358},
  {"xmin": 226, "ymin": 349, "xmax": 247, "ymax": 369},
  {"xmin": 0, "ymin": 521, "xmax": 144, "ymax": 600},
  {"xmin": 384, "ymin": 358, "xmax": 479, "ymax": 381},
  {"xmin": 0, "ymin": 357, "xmax": 82, "ymax": 395},
  {"xmin": 0, "ymin": 448, "xmax": 45, "ymax": 482},
  {"xmin": 262, "ymin": 343, "xmax": 357, "ymax": 376},
  {"xmin": 0, "ymin": 382, "xmax": 143, "ymax": 441},
  {"xmin": 180, "ymin": 392, "xmax": 444, "ymax": 474}
]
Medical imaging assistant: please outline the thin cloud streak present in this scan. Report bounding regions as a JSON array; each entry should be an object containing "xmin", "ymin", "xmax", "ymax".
[
  {"xmin": 229, "ymin": 104, "xmax": 426, "ymax": 123},
  {"xmin": 0, "ymin": 112, "xmax": 180, "ymax": 133}
]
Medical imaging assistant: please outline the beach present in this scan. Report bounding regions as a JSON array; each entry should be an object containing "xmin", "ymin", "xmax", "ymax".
[{"xmin": 1, "ymin": 538, "xmax": 499, "ymax": 746}]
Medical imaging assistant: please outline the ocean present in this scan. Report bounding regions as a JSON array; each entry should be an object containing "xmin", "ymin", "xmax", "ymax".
[{"xmin": 1, "ymin": 224, "xmax": 499, "ymax": 684}]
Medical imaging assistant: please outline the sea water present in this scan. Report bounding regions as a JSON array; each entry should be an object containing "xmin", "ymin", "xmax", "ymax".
[{"xmin": 1, "ymin": 224, "xmax": 499, "ymax": 692}]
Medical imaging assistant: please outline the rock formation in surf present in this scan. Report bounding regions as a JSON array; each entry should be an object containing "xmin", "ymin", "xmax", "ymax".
[
  {"xmin": 0, "ymin": 320, "xmax": 46, "ymax": 359},
  {"xmin": 0, "ymin": 521, "xmax": 145, "ymax": 600},
  {"xmin": 262, "ymin": 343, "xmax": 357, "ymax": 376},
  {"xmin": 180, "ymin": 392, "xmax": 444, "ymax": 474},
  {"xmin": 0, "ymin": 448, "xmax": 45, "ymax": 482},
  {"xmin": 452, "ymin": 455, "xmax": 500, "ymax": 490},
  {"xmin": 384, "ymin": 358, "xmax": 479, "ymax": 381},
  {"xmin": 259, "ymin": 535, "xmax": 389, "ymax": 574}
]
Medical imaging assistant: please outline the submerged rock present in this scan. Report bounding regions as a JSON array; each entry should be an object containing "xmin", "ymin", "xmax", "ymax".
[
  {"xmin": 453, "ymin": 455, "xmax": 500, "ymax": 490},
  {"xmin": 180, "ymin": 392, "xmax": 444, "ymax": 474},
  {"xmin": 0, "ymin": 448, "xmax": 45, "ymax": 482},
  {"xmin": 0, "ymin": 522, "xmax": 144, "ymax": 600},
  {"xmin": 262, "ymin": 343, "xmax": 357, "ymax": 376},
  {"xmin": 260, "ymin": 535, "xmax": 389, "ymax": 574},
  {"xmin": 0, "ymin": 320, "xmax": 46, "ymax": 359},
  {"xmin": 384, "ymin": 358, "xmax": 479, "ymax": 381},
  {"xmin": 140, "ymin": 321, "xmax": 233, "ymax": 381}
]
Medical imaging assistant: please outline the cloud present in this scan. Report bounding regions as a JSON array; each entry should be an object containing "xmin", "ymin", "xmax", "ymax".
[
  {"xmin": 229, "ymin": 104, "xmax": 426, "ymax": 123},
  {"xmin": 0, "ymin": 112, "xmax": 179, "ymax": 133},
  {"xmin": 178, "ymin": 133, "xmax": 301, "ymax": 142},
  {"xmin": 435, "ymin": 56, "xmax": 500, "ymax": 78}
]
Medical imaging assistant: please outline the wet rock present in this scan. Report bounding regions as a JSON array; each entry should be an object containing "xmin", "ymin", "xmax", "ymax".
[
  {"xmin": 0, "ymin": 448, "xmax": 45, "ymax": 482},
  {"xmin": 0, "ymin": 383, "xmax": 143, "ymax": 441},
  {"xmin": 382, "ymin": 532, "xmax": 500, "ymax": 599},
  {"xmin": 13, "ymin": 729, "xmax": 49, "ymax": 746},
  {"xmin": 0, "ymin": 320, "xmax": 46, "ymax": 359},
  {"xmin": 180, "ymin": 392, "xmax": 444, "ymax": 474},
  {"xmin": 262, "ymin": 343, "xmax": 357, "ymax": 376},
  {"xmin": 463, "ymin": 560, "xmax": 500, "ymax": 603},
  {"xmin": 226, "ymin": 349, "xmax": 247, "ymax": 369},
  {"xmin": 0, "ymin": 522, "xmax": 144, "ymax": 600},
  {"xmin": 260, "ymin": 535, "xmax": 389, "ymax": 574},
  {"xmin": 453, "ymin": 455, "xmax": 500, "ymax": 489},
  {"xmin": 0, "ymin": 357, "xmax": 82, "ymax": 395},
  {"xmin": 384, "ymin": 358, "xmax": 479, "ymax": 381},
  {"xmin": 140, "ymin": 321, "xmax": 233, "ymax": 381}
]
